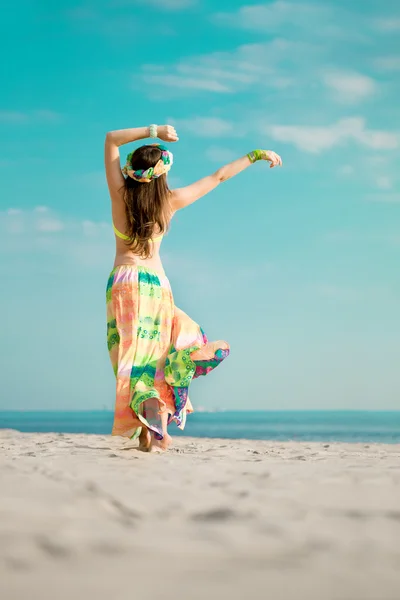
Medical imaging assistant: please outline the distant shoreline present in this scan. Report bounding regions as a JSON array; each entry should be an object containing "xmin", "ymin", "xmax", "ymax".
[
  {"xmin": 1, "ymin": 409, "xmax": 400, "ymax": 414},
  {"xmin": 1, "ymin": 410, "xmax": 400, "ymax": 444}
]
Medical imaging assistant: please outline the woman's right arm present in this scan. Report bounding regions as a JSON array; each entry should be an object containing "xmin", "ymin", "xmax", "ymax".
[{"xmin": 170, "ymin": 149, "xmax": 282, "ymax": 211}]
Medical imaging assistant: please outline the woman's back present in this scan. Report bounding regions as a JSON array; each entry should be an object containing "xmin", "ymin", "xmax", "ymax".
[
  {"xmin": 112, "ymin": 201, "xmax": 167, "ymax": 272},
  {"xmin": 107, "ymin": 140, "xmax": 174, "ymax": 273}
]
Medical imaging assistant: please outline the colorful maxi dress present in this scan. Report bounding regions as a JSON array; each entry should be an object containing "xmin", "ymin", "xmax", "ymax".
[{"xmin": 106, "ymin": 265, "xmax": 229, "ymax": 439}]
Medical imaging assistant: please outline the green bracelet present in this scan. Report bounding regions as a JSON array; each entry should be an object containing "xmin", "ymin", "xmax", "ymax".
[
  {"xmin": 247, "ymin": 149, "xmax": 266, "ymax": 163},
  {"xmin": 149, "ymin": 124, "xmax": 158, "ymax": 138}
]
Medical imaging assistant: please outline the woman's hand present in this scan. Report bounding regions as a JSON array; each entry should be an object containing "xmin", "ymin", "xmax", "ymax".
[
  {"xmin": 157, "ymin": 125, "xmax": 179, "ymax": 143},
  {"xmin": 248, "ymin": 149, "xmax": 282, "ymax": 167},
  {"xmin": 260, "ymin": 150, "xmax": 282, "ymax": 168}
]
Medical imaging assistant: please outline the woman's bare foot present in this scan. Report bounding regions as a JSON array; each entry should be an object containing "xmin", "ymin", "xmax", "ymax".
[
  {"xmin": 150, "ymin": 433, "xmax": 172, "ymax": 453},
  {"xmin": 191, "ymin": 340, "xmax": 229, "ymax": 362},
  {"xmin": 138, "ymin": 427, "xmax": 151, "ymax": 452}
]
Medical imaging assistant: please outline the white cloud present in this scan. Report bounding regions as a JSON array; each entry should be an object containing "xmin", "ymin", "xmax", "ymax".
[
  {"xmin": 0, "ymin": 112, "xmax": 29, "ymax": 123},
  {"xmin": 375, "ymin": 176, "xmax": 393, "ymax": 191},
  {"xmin": 0, "ymin": 207, "xmax": 113, "ymax": 270},
  {"xmin": 170, "ymin": 117, "xmax": 237, "ymax": 138},
  {"xmin": 375, "ymin": 18, "xmax": 400, "ymax": 33},
  {"xmin": 1, "ymin": 207, "xmax": 106, "ymax": 237},
  {"xmin": 213, "ymin": 1, "xmax": 330, "ymax": 31},
  {"xmin": 82, "ymin": 220, "xmax": 109, "ymax": 237},
  {"xmin": 141, "ymin": 39, "xmax": 306, "ymax": 95},
  {"xmin": 322, "ymin": 71, "xmax": 377, "ymax": 104},
  {"xmin": 5, "ymin": 209, "xmax": 25, "ymax": 234},
  {"xmin": 337, "ymin": 165, "xmax": 354, "ymax": 176},
  {"xmin": 138, "ymin": 0, "xmax": 195, "ymax": 8},
  {"xmin": 212, "ymin": 1, "xmax": 369, "ymax": 44},
  {"xmin": 36, "ymin": 217, "xmax": 64, "ymax": 233},
  {"xmin": 114, "ymin": 0, "xmax": 196, "ymax": 9},
  {"xmin": 2, "ymin": 206, "xmax": 64, "ymax": 235},
  {"xmin": 143, "ymin": 74, "xmax": 231, "ymax": 93},
  {"xmin": 33, "ymin": 110, "xmax": 61, "ymax": 123},
  {"xmin": 373, "ymin": 56, "xmax": 400, "ymax": 71},
  {"xmin": 267, "ymin": 118, "xmax": 398, "ymax": 154},
  {"xmin": 0, "ymin": 110, "xmax": 61, "ymax": 124}
]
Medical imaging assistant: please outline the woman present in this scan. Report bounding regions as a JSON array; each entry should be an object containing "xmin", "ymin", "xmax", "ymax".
[{"xmin": 105, "ymin": 123, "xmax": 282, "ymax": 452}]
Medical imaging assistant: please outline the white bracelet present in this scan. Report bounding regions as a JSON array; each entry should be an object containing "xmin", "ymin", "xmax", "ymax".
[{"xmin": 149, "ymin": 124, "xmax": 158, "ymax": 138}]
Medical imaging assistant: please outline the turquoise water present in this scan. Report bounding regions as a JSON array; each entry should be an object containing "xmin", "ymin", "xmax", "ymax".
[{"xmin": 1, "ymin": 411, "xmax": 400, "ymax": 443}]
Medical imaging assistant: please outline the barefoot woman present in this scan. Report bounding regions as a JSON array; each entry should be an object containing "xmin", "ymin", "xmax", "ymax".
[{"xmin": 105, "ymin": 124, "xmax": 282, "ymax": 452}]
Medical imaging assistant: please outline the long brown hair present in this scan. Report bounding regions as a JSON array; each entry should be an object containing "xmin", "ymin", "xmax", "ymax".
[{"xmin": 122, "ymin": 145, "xmax": 171, "ymax": 259}]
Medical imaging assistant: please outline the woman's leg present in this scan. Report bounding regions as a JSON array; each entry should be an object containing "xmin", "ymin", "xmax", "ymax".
[
  {"xmin": 150, "ymin": 409, "xmax": 172, "ymax": 452},
  {"xmin": 138, "ymin": 426, "xmax": 151, "ymax": 452}
]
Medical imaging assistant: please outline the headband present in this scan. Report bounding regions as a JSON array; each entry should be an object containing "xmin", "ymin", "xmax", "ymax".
[{"xmin": 122, "ymin": 144, "xmax": 173, "ymax": 183}]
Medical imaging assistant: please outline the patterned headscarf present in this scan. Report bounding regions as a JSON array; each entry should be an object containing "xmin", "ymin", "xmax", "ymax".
[{"xmin": 122, "ymin": 144, "xmax": 173, "ymax": 183}]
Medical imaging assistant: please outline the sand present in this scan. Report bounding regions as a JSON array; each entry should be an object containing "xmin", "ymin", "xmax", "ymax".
[{"xmin": 1, "ymin": 429, "xmax": 400, "ymax": 600}]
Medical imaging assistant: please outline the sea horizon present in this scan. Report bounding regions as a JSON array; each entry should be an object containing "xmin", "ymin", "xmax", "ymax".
[{"xmin": 1, "ymin": 410, "xmax": 400, "ymax": 444}]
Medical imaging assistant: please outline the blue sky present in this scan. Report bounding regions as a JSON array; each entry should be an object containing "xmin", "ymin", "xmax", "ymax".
[{"xmin": 1, "ymin": 0, "xmax": 399, "ymax": 411}]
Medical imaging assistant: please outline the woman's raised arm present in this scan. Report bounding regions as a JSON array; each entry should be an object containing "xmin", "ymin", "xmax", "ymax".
[
  {"xmin": 104, "ymin": 124, "xmax": 179, "ymax": 200},
  {"xmin": 170, "ymin": 149, "xmax": 282, "ymax": 211}
]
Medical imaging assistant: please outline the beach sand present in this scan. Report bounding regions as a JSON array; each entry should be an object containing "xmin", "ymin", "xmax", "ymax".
[{"xmin": 1, "ymin": 429, "xmax": 400, "ymax": 600}]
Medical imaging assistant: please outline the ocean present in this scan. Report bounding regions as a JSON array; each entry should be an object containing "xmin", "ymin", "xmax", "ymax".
[{"xmin": 1, "ymin": 411, "xmax": 400, "ymax": 444}]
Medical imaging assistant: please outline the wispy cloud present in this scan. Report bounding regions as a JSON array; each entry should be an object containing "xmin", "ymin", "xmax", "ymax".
[
  {"xmin": 141, "ymin": 39, "xmax": 307, "ymax": 95},
  {"xmin": 213, "ymin": 1, "xmax": 331, "ymax": 32},
  {"xmin": 337, "ymin": 165, "xmax": 354, "ymax": 177},
  {"xmin": 0, "ymin": 111, "xmax": 29, "ymax": 123},
  {"xmin": 143, "ymin": 73, "xmax": 231, "ymax": 93},
  {"xmin": 112, "ymin": 0, "xmax": 196, "ymax": 9},
  {"xmin": 266, "ymin": 117, "xmax": 398, "ymax": 154},
  {"xmin": 322, "ymin": 70, "xmax": 377, "ymax": 104},
  {"xmin": 336, "ymin": 153, "xmax": 398, "ymax": 192},
  {"xmin": 141, "ymin": 35, "xmax": 377, "ymax": 107},
  {"xmin": 82, "ymin": 220, "xmax": 110, "ymax": 237},
  {"xmin": 3, "ymin": 206, "xmax": 64, "ymax": 236},
  {"xmin": 0, "ymin": 206, "xmax": 112, "ymax": 269},
  {"xmin": 375, "ymin": 176, "xmax": 393, "ymax": 191},
  {"xmin": 135, "ymin": 0, "xmax": 196, "ymax": 8},
  {"xmin": 36, "ymin": 217, "xmax": 64, "ymax": 233},
  {"xmin": 0, "ymin": 110, "xmax": 62, "ymax": 124},
  {"xmin": 374, "ymin": 18, "xmax": 400, "ymax": 33},
  {"xmin": 212, "ymin": 1, "xmax": 370, "ymax": 44},
  {"xmin": 373, "ymin": 55, "xmax": 400, "ymax": 71}
]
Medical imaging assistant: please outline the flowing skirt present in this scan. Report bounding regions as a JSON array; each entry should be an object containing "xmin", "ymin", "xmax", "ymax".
[{"xmin": 106, "ymin": 265, "xmax": 229, "ymax": 439}]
